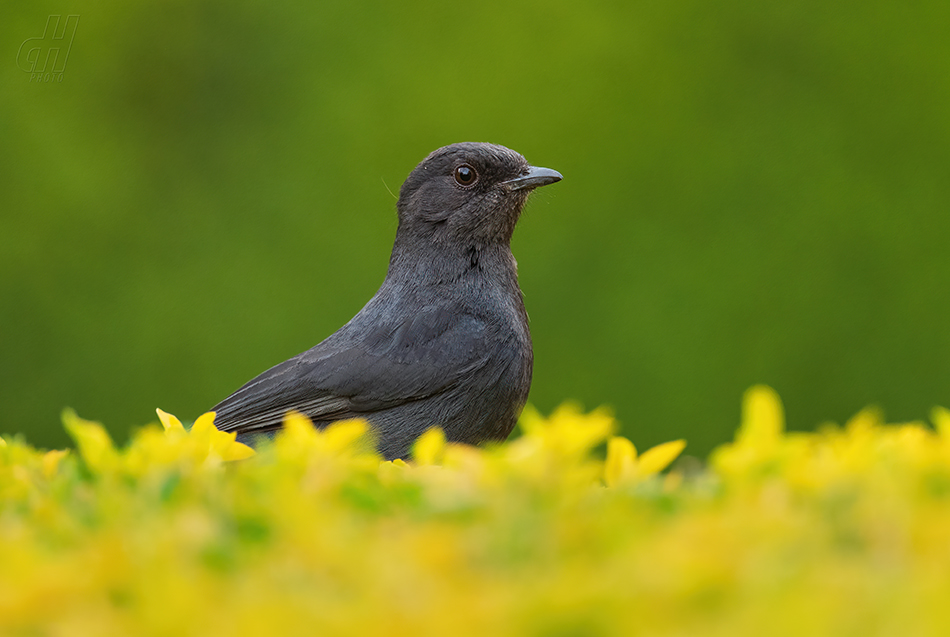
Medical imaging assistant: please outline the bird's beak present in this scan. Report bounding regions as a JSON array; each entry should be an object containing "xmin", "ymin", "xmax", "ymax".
[{"xmin": 502, "ymin": 166, "xmax": 563, "ymax": 191}]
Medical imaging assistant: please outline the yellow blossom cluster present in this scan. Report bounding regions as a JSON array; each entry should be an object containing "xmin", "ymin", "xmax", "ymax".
[{"xmin": 3, "ymin": 387, "xmax": 950, "ymax": 635}]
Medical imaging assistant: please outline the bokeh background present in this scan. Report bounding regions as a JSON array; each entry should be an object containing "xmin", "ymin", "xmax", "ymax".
[{"xmin": 2, "ymin": 0, "xmax": 948, "ymax": 455}]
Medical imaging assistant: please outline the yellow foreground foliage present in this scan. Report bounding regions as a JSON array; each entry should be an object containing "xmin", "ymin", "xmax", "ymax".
[{"xmin": 3, "ymin": 387, "xmax": 950, "ymax": 636}]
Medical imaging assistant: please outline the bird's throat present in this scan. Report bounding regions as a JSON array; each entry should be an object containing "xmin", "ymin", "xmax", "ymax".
[{"xmin": 387, "ymin": 239, "xmax": 518, "ymax": 289}]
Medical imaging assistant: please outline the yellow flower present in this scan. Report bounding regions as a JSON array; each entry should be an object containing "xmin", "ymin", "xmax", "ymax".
[
  {"xmin": 604, "ymin": 436, "xmax": 687, "ymax": 487},
  {"xmin": 709, "ymin": 385, "xmax": 787, "ymax": 480},
  {"xmin": 412, "ymin": 427, "xmax": 447, "ymax": 466},
  {"xmin": 273, "ymin": 410, "xmax": 375, "ymax": 459},
  {"xmin": 518, "ymin": 402, "xmax": 616, "ymax": 458},
  {"xmin": 736, "ymin": 384, "xmax": 785, "ymax": 449},
  {"xmin": 62, "ymin": 408, "xmax": 119, "ymax": 474},
  {"xmin": 155, "ymin": 408, "xmax": 255, "ymax": 463}
]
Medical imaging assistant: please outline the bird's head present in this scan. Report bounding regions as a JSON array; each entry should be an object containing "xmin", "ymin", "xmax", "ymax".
[{"xmin": 396, "ymin": 142, "xmax": 561, "ymax": 248}]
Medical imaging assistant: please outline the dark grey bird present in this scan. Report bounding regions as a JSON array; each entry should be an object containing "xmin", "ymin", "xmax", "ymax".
[{"xmin": 211, "ymin": 142, "xmax": 562, "ymax": 459}]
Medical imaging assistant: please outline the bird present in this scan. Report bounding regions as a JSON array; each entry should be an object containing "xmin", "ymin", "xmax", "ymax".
[{"xmin": 210, "ymin": 142, "xmax": 562, "ymax": 460}]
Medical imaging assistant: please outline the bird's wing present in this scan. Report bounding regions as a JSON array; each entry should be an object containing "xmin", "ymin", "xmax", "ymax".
[{"xmin": 211, "ymin": 306, "xmax": 504, "ymax": 435}]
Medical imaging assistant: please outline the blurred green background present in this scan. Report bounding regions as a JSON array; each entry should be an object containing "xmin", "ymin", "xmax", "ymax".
[{"xmin": 2, "ymin": 0, "xmax": 948, "ymax": 455}]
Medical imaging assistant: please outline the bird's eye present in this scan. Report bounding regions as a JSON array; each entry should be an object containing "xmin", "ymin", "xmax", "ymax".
[{"xmin": 454, "ymin": 164, "xmax": 477, "ymax": 187}]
